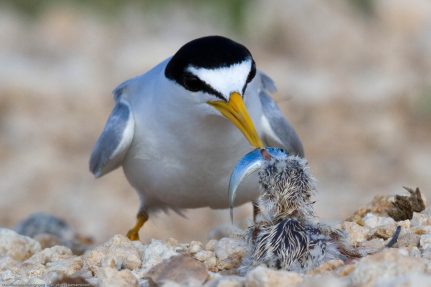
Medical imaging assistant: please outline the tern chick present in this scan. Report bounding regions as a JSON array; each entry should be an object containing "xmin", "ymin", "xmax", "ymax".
[{"xmin": 229, "ymin": 149, "xmax": 399, "ymax": 273}]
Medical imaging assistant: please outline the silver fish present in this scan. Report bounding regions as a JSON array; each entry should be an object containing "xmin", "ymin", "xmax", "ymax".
[{"xmin": 228, "ymin": 147, "xmax": 288, "ymax": 222}]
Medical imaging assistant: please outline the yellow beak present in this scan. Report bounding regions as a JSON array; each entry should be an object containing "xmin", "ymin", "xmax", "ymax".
[{"xmin": 208, "ymin": 92, "xmax": 264, "ymax": 149}]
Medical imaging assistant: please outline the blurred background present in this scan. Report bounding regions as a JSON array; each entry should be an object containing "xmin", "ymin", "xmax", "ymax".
[{"xmin": 0, "ymin": 0, "xmax": 430, "ymax": 243}]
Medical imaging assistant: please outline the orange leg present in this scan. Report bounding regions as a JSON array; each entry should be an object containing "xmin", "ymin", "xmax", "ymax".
[{"xmin": 126, "ymin": 211, "xmax": 148, "ymax": 241}]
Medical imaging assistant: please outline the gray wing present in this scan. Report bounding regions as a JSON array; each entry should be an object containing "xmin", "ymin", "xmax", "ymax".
[
  {"xmin": 258, "ymin": 72, "xmax": 305, "ymax": 157},
  {"xmin": 89, "ymin": 100, "xmax": 134, "ymax": 177}
]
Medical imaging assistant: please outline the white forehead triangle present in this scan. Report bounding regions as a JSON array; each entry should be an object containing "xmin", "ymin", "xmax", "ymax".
[{"xmin": 187, "ymin": 59, "xmax": 252, "ymax": 99}]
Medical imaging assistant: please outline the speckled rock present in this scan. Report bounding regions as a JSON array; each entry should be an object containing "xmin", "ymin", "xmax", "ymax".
[
  {"xmin": 301, "ymin": 274, "xmax": 348, "ymax": 287},
  {"xmin": 146, "ymin": 255, "xmax": 208, "ymax": 286},
  {"xmin": 97, "ymin": 267, "xmax": 138, "ymax": 287},
  {"xmin": 214, "ymin": 237, "xmax": 247, "ymax": 270},
  {"xmin": 83, "ymin": 234, "xmax": 144, "ymax": 274},
  {"xmin": 0, "ymin": 228, "xmax": 41, "ymax": 261},
  {"xmin": 420, "ymin": 234, "xmax": 431, "ymax": 249},
  {"xmin": 0, "ymin": 188, "xmax": 429, "ymax": 286},
  {"xmin": 350, "ymin": 248, "xmax": 428, "ymax": 286},
  {"xmin": 205, "ymin": 275, "xmax": 244, "ymax": 287},
  {"xmin": 0, "ymin": 245, "xmax": 82, "ymax": 284},
  {"xmin": 244, "ymin": 266, "xmax": 303, "ymax": 287},
  {"xmin": 14, "ymin": 213, "xmax": 93, "ymax": 255},
  {"xmin": 373, "ymin": 273, "xmax": 431, "ymax": 287},
  {"xmin": 363, "ymin": 213, "xmax": 396, "ymax": 229},
  {"xmin": 141, "ymin": 239, "xmax": 179, "ymax": 272},
  {"xmin": 342, "ymin": 221, "xmax": 369, "ymax": 244}
]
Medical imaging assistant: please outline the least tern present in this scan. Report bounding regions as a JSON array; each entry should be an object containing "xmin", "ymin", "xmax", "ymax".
[{"xmin": 89, "ymin": 36, "xmax": 304, "ymax": 240}]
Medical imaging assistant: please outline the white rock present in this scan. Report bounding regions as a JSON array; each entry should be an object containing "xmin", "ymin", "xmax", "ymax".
[
  {"xmin": 205, "ymin": 240, "xmax": 218, "ymax": 251},
  {"xmin": 214, "ymin": 237, "xmax": 247, "ymax": 270},
  {"xmin": 374, "ymin": 273, "xmax": 431, "ymax": 287},
  {"xmin": 363, "ymin": 213, "xmax": 396, "ymax": 229},
  {"xmin": 205, "ymin": 275, "xmax": 244, "ymax": 287},
  {"xmin": 419, "ymin": 234, "xmax": 431, "ymax": 249},
  {"xmin": 0, "ymin": 228, "xmax": 41, "ymax": 261},
  {"xmin": 194, "ymin": 250, "xmax": 213, "ymax": 262},
  {"xmin": 214, "ymin": 238, "xmax": 246, "ymax": 261},
  {"xmin": 342, "ymin": 221, "xmax": 369, "ymax": 244},
  {"xmin": 350, "ymin": 249, "xmax": 427, "ymax": 286},
  {"xmin": 411, "ymin": 212, "xmax": 431, "ymax": 227},
  {"xmin": 188, "ymin": 241, "xmax": 203, "ymax": 254},
  {"xmin": 245, "ymin": 266, "xmax": 303, "ymax": 287},
  {"xmin": 97, "ymin": 267, "xmax": 138, "ymax": 287},
  {"xmin": 141, "ymin": 239, "xmax": 178, "ymax": 271},
  {"xmin": 83, "ymin": 234, "xmax": 144, "ymax": 273},
  {"xmin": 301, "ymin": 274, "xmax": 348, "ymax": 287},
  {"xmin": 25, "ymin": 245, "xmax": 73, "ymax": 265}
]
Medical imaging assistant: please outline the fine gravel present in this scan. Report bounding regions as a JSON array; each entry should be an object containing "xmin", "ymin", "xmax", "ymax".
[{"xmin": 0, "ymin": 188, "xmax": 430, "ymax": 287}]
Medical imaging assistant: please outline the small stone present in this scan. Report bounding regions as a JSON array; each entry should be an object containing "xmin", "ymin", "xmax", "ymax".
[
  {"xmin": 370, "ymin": 224, "xmax": 397, "ymax": 240},
  {"xmin": 407, "ymin": 247, "xmax": 421, "ymax": 258},
  {"xmin": 342, "ymin": 221, "xmax": 369, "ymax": 244},
  {"xmin": 361, "ymin": 238, "xmax": 385, "ymax": 253},
  {"xmin": 363, "ymin": 213, "xmax": 396, "ymax": 229},
  {"xmin": 97, "ymin": 267, "xmax": 138, "ymax": 287},
  {"xmin": 411, "ymin": 212, "xmax": 431, "ymax": 227},
  {"xmin": 83, "ymin": 234, "xmax": 143, "ymax": 272},
  {"xmin": 337, "ymin": 264, "xmax": 355, "ymax": 277},
  {"xmin": 145, "ymin": 255, "xmax": 208, "ymax": 286},
  {"xmin": 188, "ymin": 241, "xmax": 203, "ymax": 254},
  {"xmin": 205, "ymin": 240, "xmax": 218, "ymax": 251},
  {"xmin": 142, "ymin": 239, "xmax": 178, "ymax": 272},
  {"xmin": 214, "ymin": 238, "xmax": 247, "ymax": 270},
  {"xmin": 422, "ymin": 248, "xmax": 431, "ymax": 259},
  {"xmin": 245, "ymin": 266, "xmax": 303, "ymax": 287},
  {"xmin": 205, "ymin": 275, "xmax": 244, "ymax": 287},
  {"xmin": 350, "ymin": 248, "xmax": 427, "ymax": 286},
  {"xmin": 373, "ymin": 273, "xmax": 431, "ymax": 287},
  {"xmin": 194, "ymin": 250, "xmax": 213, "ymax": 262},
  {"xmin": 420, "ymin": 234, "xmax": 431, "ymax": 249},
  {"xmin": 204, "ymin": 257, "xmax": 217, "ymax": 272},
  {"xmin": 0, "ymin": 228, "xmax": 41, "ymax": 261},
  {"xmin": 395, "ymin": 231, "xmax": 421, "ymax": 248},
  {"xmin": 14, "ymin": 213, "xmax": 74, "ymax": 242},
  {"xmin": 309, "ymin": 260, "xmax": 344, "ymax": 275},
  {"xmin": 25, "ymin": 245, "xmax": 73, "ymax": 265},
  {"xmin": 301, "ymin": 274, "xmax": 348, "ymax": 287}
]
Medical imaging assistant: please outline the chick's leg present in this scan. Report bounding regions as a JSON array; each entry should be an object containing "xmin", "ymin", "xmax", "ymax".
[
  {"xmin": 127, "ymin": 210, "xmax": 148, "ymax": 241},
  {"xmin": 252, "ymin": 201, "xmax": 260, "ymax": 241}
]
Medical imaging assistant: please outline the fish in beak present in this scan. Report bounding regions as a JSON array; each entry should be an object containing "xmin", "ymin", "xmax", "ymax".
[{"xmin": 228, "ymin": 147, "xmax": 288, "ymax": 222}]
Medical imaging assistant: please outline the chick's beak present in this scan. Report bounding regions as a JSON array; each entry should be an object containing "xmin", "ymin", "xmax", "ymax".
[{"xmin": 208, "ymin": 92, "xmax": 264, "ymax": 149}]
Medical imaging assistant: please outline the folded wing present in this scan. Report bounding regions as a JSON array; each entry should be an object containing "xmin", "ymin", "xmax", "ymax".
[
  {"xmin": 258, "ymin": 72, "xmax": 304, "ymax": 157},
  {"xmin": 89, "ymin": 100, "xmax": 134, "ymax": 177}
]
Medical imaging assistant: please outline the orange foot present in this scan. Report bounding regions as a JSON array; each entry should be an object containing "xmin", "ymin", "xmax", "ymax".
[{"xmin": 126, "ymin": 211, "xmax": 148, "ymax": 241}]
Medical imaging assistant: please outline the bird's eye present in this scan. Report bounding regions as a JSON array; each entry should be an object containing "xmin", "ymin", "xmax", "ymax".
[{"xmin": 183, "ymin": 74, "xmax": 203, "ymax": 92}]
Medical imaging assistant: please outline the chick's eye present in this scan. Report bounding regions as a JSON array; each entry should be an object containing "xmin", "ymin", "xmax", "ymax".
[{"xmin": 183, "ymin": 74, "xmax": 203, "ymax": 92}]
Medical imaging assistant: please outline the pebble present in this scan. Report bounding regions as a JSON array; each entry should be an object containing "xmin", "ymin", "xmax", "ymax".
[
  {"xmin": 244, "ymin": 266, "xmax": 303, "ymax": 287},
  {"xmin": 363, "ymin": 213, "xmax": 396, "ymax": 229},
  {"xmin": 0, "ymin": 190, "xmax": 430, "ymax": 286},
  {"xmin": 0, "ymin": 228, "xmax": 41, "ymax": 261}
]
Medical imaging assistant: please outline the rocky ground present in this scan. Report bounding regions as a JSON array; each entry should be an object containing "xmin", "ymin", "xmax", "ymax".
[{"xmin": 1, "ymin": 188, "xmax": 430, "ymax": 287}]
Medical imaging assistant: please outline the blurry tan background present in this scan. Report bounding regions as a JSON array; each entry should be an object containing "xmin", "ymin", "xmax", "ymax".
[{"xmin": 0, "ymin": 0, "xmax": 430, "ymax": 243}]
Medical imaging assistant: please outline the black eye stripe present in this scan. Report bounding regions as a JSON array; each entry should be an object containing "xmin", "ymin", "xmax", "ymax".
[{"xmin": 183, "ymin": 73, "xmax": 225, "ymax": 101}]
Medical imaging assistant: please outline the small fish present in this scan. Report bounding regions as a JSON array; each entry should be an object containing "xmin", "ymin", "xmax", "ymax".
[{"xmin": 228, "ymin": 147, "xmax": 288, "ymax": 222}]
